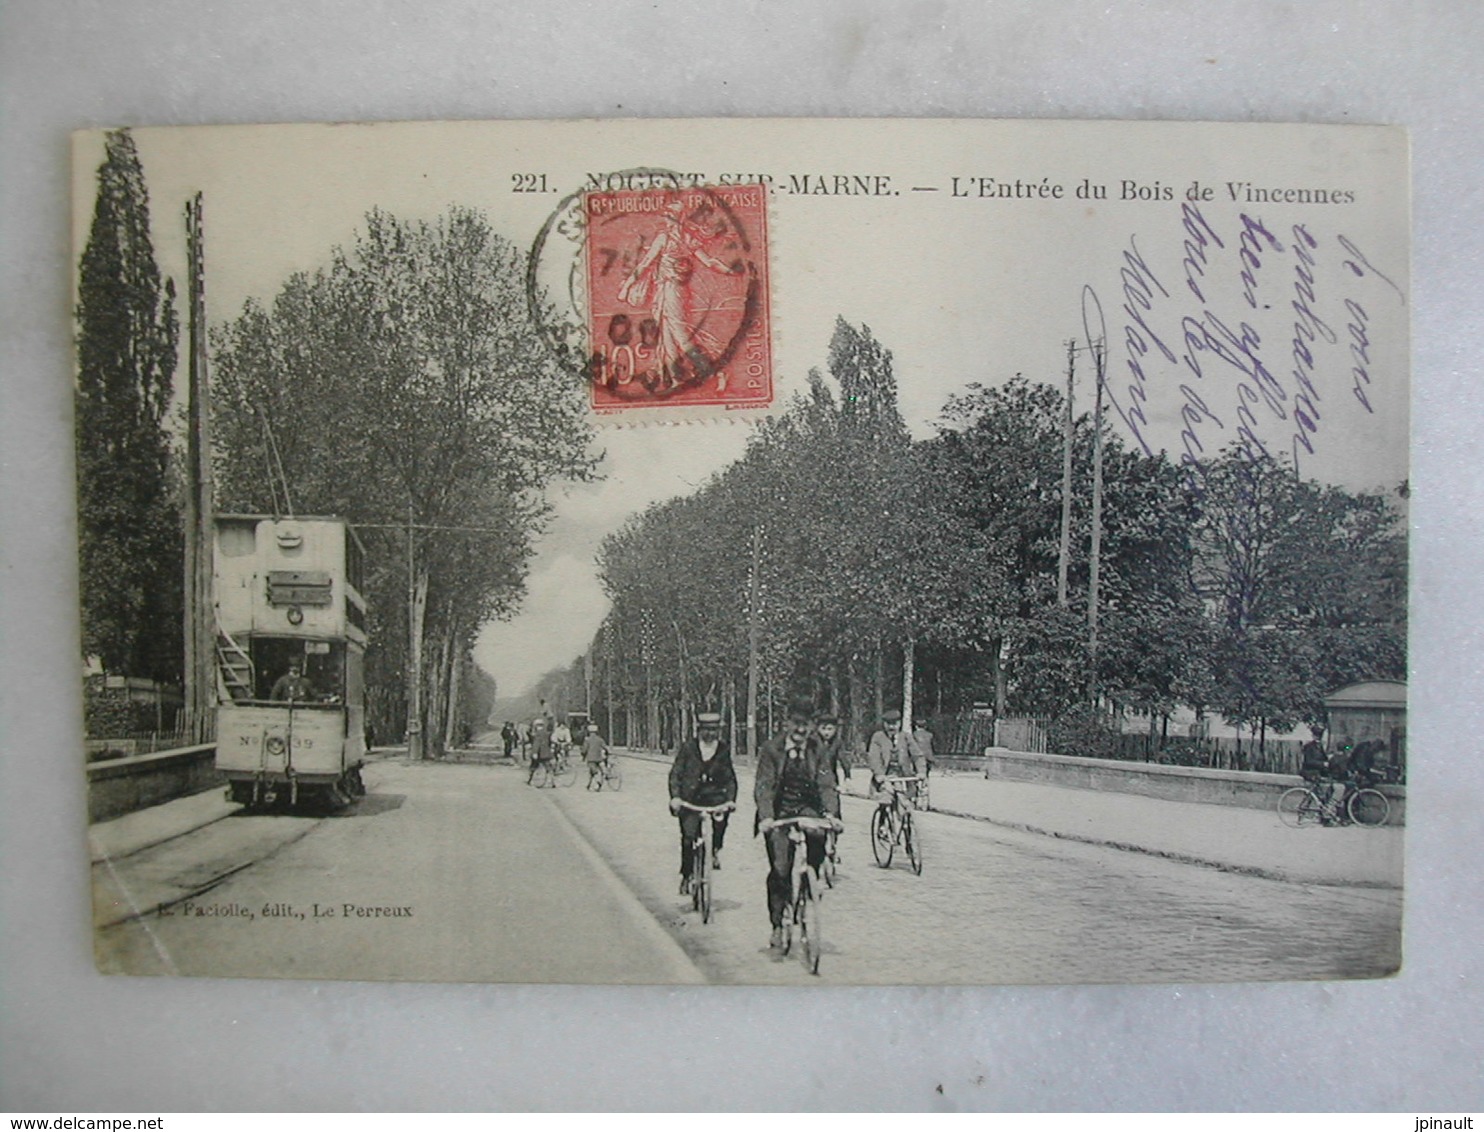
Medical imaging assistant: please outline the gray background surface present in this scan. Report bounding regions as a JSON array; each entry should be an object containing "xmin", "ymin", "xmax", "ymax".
[{"xmin": 2, "ymin": 0, "xmax": 1480, "ymax": 1112}]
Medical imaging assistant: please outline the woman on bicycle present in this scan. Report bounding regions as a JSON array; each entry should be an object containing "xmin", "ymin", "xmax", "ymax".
[
  {"xmin": 668, "ymin": 712, "xmax": 738, "ymax": 894},
  {"xmin": 755, "ymin": 702, "xmax": 840, "ymax": 952}
]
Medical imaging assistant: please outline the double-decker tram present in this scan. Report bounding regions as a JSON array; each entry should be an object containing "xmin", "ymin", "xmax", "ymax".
[{"xmin": 213, "ymin": 514, "xmax": 369, "ymax": 809}]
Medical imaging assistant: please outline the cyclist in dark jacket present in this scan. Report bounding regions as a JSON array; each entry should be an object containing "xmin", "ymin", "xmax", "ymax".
[
  {"xmin": 668, "ymin": 713, "xmax": 738, "ymax": 894},
  {"xmin": 755, "ymin": 702, "xmax": 840, "ymax": 951}
]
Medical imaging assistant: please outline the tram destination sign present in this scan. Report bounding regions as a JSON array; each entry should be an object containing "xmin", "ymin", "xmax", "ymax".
[{"xmin": 266, "ymin": 570, "xmax": 334, "ymax": 608}]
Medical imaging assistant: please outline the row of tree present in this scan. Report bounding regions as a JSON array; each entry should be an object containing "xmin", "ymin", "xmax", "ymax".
[
  {"xmin": 533, "ymin": 319, "xmax": 1406, "ymax": 758},
  {"xmin": 209, "ymin": 206, "xmax": 595, "ymax": 751},
  {"xmin": 75, "ymin": 131, "xmax": 580, "ymax": 751},
  {"xmin": 75, "ymin": 131, "xmax": 1405, "ymax": 760}
]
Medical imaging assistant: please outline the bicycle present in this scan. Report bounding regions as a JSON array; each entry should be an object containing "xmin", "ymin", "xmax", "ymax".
[
  {"xmin": 1277, "ymin": 777, "xmax": 1390, "ymax": 828},
  {"xmin": 527, "ymin": 749, "xmax": 577, "ymax": 788},
  {"xmin": 676, "ymin": 800, "xmax": 734, "ymax": 923},
  {"xmin": 871, "ymin": 775, "xmax": 924, "ymax": 874},
  {"xmin": 587, "ymin": 755, "xmax": 623, "ymax": 791},
  {"xmin": 820, "ymin": 826, "xmax": 839, "ymax": 889},
  {"xmin": 763, "ymin": 814, "xmax": 840, "ymax": 975}
]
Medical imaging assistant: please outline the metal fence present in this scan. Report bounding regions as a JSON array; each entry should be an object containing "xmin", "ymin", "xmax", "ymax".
[
  {"xmin": 85, "ymin": 711, "xmax": 215, "ymax": 762},
  {"xmin": 930, "ymin": 711, "xmax": 1309, "ymax": 775}
]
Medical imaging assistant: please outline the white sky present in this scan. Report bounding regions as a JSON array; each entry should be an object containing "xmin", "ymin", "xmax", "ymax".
[{"xmin": 74, "ymin": 119, "xmax": 1411, "ymax": 700}]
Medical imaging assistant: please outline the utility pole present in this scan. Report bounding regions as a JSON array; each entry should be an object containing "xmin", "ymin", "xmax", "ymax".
[
  {"xmin": 584, "ymin": 647, "xmax": 593, "ymax": 717},
  {"xmin": 604, "ymin": 625, "xmax": 615, "ymax": 741},
  {"xmin": 181, "ymin": 194, "xmax": 215, "ymax": 742},
  {"xmin": 745, "ymin": 523, "xmax": 761, "ymax": 764},
  {"xmin": 1057, "ymin": 338, "xmax": 1076, "ymax": 607},
  {"xmin": 405, "ymin": 502, "xmax": 424, "ymax": 760},
  {"xmin": 901, "ymin": 636, "xmax": 916, "ymax": 728},
  {"xmin": 1088, "ymin": 337, "xmax": 1106, "ymax": 703}
]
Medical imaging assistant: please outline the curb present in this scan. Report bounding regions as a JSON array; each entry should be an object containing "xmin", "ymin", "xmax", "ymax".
[
  {"xmin": 839, "ymin": 783, "xmax": 1401, "ymax": 892},
  {"xmin": 88, "ymin": 791, "xmax": 239, "ymax": 865}
]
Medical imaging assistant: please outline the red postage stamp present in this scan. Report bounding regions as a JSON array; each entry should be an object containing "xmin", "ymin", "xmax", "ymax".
[{"xmin": 583, "ymin": 184, "xmax": 772, "ymax": 415}]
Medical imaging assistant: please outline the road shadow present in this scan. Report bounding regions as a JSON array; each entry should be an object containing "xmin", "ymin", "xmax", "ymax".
[{"xmin": 333, "ymin": 793, "xmax": 406, "ymax": 818}]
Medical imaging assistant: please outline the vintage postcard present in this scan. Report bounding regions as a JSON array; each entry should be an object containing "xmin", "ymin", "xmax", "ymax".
[{"xmin": 75, "ymin": 119, "xmax": 1408, "ymax": 984}]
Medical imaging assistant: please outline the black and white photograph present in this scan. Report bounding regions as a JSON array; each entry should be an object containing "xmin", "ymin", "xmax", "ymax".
[{"xmin": 75, "ymin": 118, "xmax": 1409, "ymax": 985}]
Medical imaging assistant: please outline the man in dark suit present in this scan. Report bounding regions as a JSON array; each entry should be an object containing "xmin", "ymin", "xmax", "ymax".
[
  {"xmin": 755, "ymin": 701, "xmax": 841, "ymax": 951},
  {"xmin": 668, "ymin": 712, "xmax": 738, "ymax": 893}
]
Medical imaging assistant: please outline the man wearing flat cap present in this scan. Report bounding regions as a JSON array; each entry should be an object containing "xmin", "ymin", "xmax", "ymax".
[
  {"xmin": 668, "ymin": 712, "xmax": 738, "ymax": 894},
  {"xmin": 865, "ymin": 708, "xmax": 921, "ymax": 799}
]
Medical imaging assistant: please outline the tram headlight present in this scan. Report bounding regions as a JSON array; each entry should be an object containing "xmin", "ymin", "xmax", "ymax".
[
  {"xmin": 286, "ymin": 605, "xmax": 304, "ymax": 625},
  {"xmin": 266, "ymin": 735, "xmax": 287, "ymax": 756}
]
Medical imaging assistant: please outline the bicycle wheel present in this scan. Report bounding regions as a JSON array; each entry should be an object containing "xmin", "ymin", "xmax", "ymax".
[
  {"xmin": 800, "ymin": 873, "xmax": 821, "ymax": 976},
  {"xmin": 1278, "ymin": 786, "xmax": 1322, "ymax": 828},
  {"xmin": 904, "ymin": 811, "xmax": 923, "ymax": 875},
  {"xmin": 606, "ymin": 763, "xmax": 623, "ymax": 791},
  {"xmin": 1348, "ymin": 787, "xmax": 1390, "ymax": 827},
  {"xmin": 695, "ymin": 834, "xmax": 712, "ymax": 921},
  {"xmin": 556, "ymin": 761, "xmax": 577, "ymax": 787},
  {"xmin": 871, "ymin": 806, "xmax": 894, "ymax": 867}
]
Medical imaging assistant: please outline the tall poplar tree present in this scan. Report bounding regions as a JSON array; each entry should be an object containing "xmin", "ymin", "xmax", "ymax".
[{"xmin": 75, "ymin": 129, "xmax": 182, "ymax": 681}]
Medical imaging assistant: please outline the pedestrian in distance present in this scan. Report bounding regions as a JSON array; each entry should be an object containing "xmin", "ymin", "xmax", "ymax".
[
  {"xmin": 755, "ymin": 701, "xmax": 840, "ymax": 951},
  {"xmin": 668, "ymin": 712, "xmax": 738, "ymax": 892},
  {"xmin": 910, "ymin": 715, "xmax": 936, "ymax": 779},
  {"xmin": 501, "ymin": 721, "xmax": 518, "ymax": 762}
]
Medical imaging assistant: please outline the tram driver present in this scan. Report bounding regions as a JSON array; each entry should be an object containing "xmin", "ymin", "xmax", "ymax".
[{"xmin": 271, "ymin": 657, "xmax": 315, "ymax": 702}]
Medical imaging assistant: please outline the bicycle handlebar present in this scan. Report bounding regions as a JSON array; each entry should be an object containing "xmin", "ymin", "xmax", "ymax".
[
  {"xmin": 879, "ymin": 775, "xmax": 923, "ymax": 786},
  {"xmin": 760, "ymin": 815, "xmax": 843, "ymax": 834},
  {"xmin": 675, "ymin": 800, "xmax": 736, "ymax": 815}
]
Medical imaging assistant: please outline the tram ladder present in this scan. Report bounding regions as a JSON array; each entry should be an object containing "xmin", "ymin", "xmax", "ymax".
[{"xmin": 216, "ymin": 631, "xmax": 254, "ymax": 701}]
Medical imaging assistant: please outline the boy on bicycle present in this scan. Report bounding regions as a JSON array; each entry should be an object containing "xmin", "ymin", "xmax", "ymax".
[
  {"xmin": 668, "ymin": 712, "xmax": 738, "ymax": 893},
  {"xmin": 814, "ymin": 712, "xmax": 851, "ymax": 786},
  {"xmin": 755, "ymin": 702, "xmax": 840, "ymax": 951}
]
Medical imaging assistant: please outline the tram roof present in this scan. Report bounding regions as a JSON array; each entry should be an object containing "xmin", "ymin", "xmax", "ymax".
[{"xmin": 215, "ymin": 513, "xmax": 367, "ymax": 553}]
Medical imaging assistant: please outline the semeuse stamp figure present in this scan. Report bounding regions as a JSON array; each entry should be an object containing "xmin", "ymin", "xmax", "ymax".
[{"xmin": 584, "ymin": 184, "xmax": 772, "ymax": 412}]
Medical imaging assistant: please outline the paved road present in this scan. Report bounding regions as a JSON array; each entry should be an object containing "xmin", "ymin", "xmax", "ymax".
[
  {"xmin": 94, "ymin": 755, "xmax": 1401, "ymax": 984},
  {"xmin": 553, "ymin": 757, "xmax": 1401, "ymax": 984},
  {"xmin": 94, "ymin": 760, "xmax": 702, "ymax": 983}
]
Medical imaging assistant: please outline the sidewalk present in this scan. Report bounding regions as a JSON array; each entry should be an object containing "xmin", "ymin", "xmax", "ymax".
[
  {"xmin": 860, "ymin": 772, "xmax": 1404, "ymax": 889},
  {"xmin": 620, "ymin": 749, "xmax": 1402, "ymax": 889},
  {"xmin": 88, "ymin": 786, "xmax": 237, "ymax": 864}
]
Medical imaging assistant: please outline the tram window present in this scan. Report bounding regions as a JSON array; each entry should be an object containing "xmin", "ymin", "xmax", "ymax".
[
  {"xmin": 250, "ymin": 638, "xmax": 345, "ymax": 703},
  {"xmin": 303, "ymin": 645, "xmax": 344, "ymax": 702},
  {"xmin": 345, "ymin": 645, "xmax": 364, "ymax": 708},
  {"xmin": 218, "ymin": 522, "xmax": 256, "ymax": 558},
  {"xmin": 345, "ymin": 533, "xmax": 365, "ymax": 593}
]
